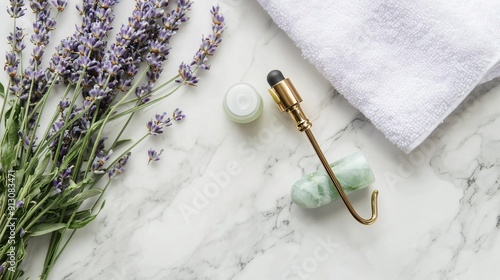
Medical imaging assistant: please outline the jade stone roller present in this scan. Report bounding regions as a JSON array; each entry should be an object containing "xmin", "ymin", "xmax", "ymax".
[
  {"xmin": 267, "ymin": 70, "xmax": 379, "ymax": 225},
  {"xmin": 291, "ymin": 152, "xmax": 375, "ymax": 209}
]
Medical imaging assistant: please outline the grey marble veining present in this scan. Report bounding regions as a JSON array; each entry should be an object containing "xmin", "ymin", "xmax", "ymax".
[{"xmin": 2, "ymin": 0, "xmax": 499, "ymax": 279}]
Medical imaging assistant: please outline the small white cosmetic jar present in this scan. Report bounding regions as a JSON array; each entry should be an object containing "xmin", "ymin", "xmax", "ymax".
[{"xmin": 223, "ymin": 83, "xmax": 263, "ymax": 123}]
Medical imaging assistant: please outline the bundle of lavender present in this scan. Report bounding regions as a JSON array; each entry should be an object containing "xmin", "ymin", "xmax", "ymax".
[{"xmin": 0, "ymin": 0, "xmax": 225, "ymax": 278}]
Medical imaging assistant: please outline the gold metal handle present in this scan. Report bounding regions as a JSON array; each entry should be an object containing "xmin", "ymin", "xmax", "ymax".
[
  {"xmin": 304, "ymin": 129, "xmax": 378, "ymax": 225},
  {"xmin": 267, "ymin": 70, "xmax": 379, "ymax": 225}
]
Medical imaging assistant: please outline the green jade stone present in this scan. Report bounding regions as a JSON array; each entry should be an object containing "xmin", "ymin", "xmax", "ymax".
[{"xmin": 291, "ymin": 152, "xmax": 375, "ymax": 209}]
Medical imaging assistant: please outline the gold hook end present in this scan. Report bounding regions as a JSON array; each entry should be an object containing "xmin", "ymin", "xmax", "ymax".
[{"xmin": 361, "ymin": 190, "xmax": 379, "ymax": 225}]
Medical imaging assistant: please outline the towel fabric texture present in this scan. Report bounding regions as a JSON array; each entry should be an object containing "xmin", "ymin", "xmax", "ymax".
[{"xmin": 257, "ymin": 0, "xmax": 500, "ymax": 153}]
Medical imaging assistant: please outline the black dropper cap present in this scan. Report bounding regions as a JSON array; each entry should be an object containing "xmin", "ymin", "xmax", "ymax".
[{"xmin": 267, "ymin": 70, "xmax": 285, "ymax": 87}]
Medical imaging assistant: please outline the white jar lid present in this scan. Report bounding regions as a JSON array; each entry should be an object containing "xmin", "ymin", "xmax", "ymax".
[{"xmin": 224, "ymin": 83, "xmax": 263, "ymax": 123}]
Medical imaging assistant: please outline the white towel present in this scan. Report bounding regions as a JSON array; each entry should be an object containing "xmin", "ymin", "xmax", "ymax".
[{"xmin": 257, "ymin": 0, "xmax": 500, "ymax": 153}]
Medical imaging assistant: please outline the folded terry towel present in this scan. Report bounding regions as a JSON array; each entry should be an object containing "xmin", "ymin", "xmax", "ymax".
[{"xmin": 257, "ymin": 0, "xmax": 500, "ymax": 153}]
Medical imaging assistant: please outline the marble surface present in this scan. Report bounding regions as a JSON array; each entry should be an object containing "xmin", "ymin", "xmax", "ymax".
[{"xmin": 4, "ymin": 0, "xmax": 500, "ymax": 279}]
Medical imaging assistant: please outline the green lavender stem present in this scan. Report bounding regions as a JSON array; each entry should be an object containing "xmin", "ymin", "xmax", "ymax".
[
  {"xmin": 83, "ymin": 67, "xmax": 148, "ymax": 179},
  {"xmin": 42, "ymin": 133, "xmax": 149, "ymax": 279}
]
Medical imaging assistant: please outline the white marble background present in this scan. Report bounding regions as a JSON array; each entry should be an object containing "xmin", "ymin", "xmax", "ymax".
[{"xmin": 2, "ymin": 0, "xmax": 500, "ymax": 279}]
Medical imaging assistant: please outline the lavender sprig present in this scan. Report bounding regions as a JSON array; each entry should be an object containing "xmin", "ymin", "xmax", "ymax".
[
  {"xmin": 144, "ymin": 108, "xmax": 185, "ymax": 163},
  {"xmin": 0, "ymin": 1, "xmax": 27, "ymax": 126},
  {"xmin": 136, "ymin": 0, "xmax": 193, "ymax": 103},
  {"xmin": 50, "ymin": 0, "xmax": 118, "ymax": 89},
  {"xmin": 20, "ymin": 0, "xmax": 58, "ymax": 103},
  {"xmin": 176, "ymin": 5, "xmax": 225, "ymax": 85},
  {"xmin": 0, "ymin": 3, "xmax": 225, "ymax": 279}
]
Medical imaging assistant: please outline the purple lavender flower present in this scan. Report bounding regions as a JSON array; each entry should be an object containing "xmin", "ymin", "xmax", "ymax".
[
  {"xmin": 146, "ymin": 112, "xmax": 172, "ymax": 136},
  {"xmin": 59, "ymin": 99, "xmax": 70, "ymax": 111},
  {"xmin": 81, "ymin": 34, "xmax": 105, "ymax": 51},
  {"xmin": 108, "ymin": 152, "xmax": 131, "ymax": 179},
  {"xmin": 48, "ymin": 120, "xmax": 66, "ymax": 148},
  {"xmin": 62, "ymin": 165, "xmax": 72, "ymax": 176},
  {"xmin": 92, "ymin": 150, "xmax": 113, "ymax": 174},
  {"xmin": 94, "ymin": 137, "xmax": 108, "ymax": 152},
  {"xmin": 149, "ymin": 41, "xmax": 170, "ymax": 56},
  {"xmin": 27, "ymin": 112, "xmax": 39, "ymax": 130},
  {"xmin": 16, "ymin": 199, "xmax": 24, "ymax": 208},
  {"xmin": 83, "ymin": 85, "xmax": 109, "ymax": 107},
  {"xmin": 8, "ymin": 0, "xmax": 26, "ymax": 18},
  {"xmin": 102, "ymin": 60, "xmax": 120, "ymax": 77},
  {"xmin": 135, "ymin": 83, "xmax": 153, "ymax": 103},
  {"xmin": 4, "ymin": 51, "xmax": 19, "ymax": 77},
  {"xmin": 7, "ymin": 27, "xmax": 26, "ymax": 52},
  {"xmin": 47, "ymin": 118, "xmax": 77, "ymax": 164},
  {"xmin": 17, "ymin": 131, "xmax": 37, "ymax": 147},
  {"xmin": 147, "ymin": 148, "xmax": 164, "ymax": 164},
  {"xmin": 175, "ymin": 62, "xmax": 199, "ymax": 86},
  {"xmin": 51, "ymin": 120, "xmax": 64, "ymax": 133},
  {"xmin": 108, "ymin": 166, "xmax": 120, "ymax": 179},
  {"xmin": 172, "ymin": 108, "xmax": 186, "ymax": 121},
  {"xmin": 53, "ymin": 165, "xmax": 74, "ymax": 194},
  {"xmin": 118, "ymin": 152, "xmax": 131, "ymax": 166},
  {"xmin": 69, "ymin": 118, "xmax": 91, "ymax": 140},
  {"xmin": 0, "ymin": 262, "xmax": 5, "ymax": 275},
  {"xmin": 51, "ymin": 0, "xmax": 67, "ymax": 12},
  {"xmin": 19, "ymin": 227, "xmax": 25, "ymax": 237},
  {"xmin": 75, "ymin": 55, "xmax": 97, "ymax": 71}
]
